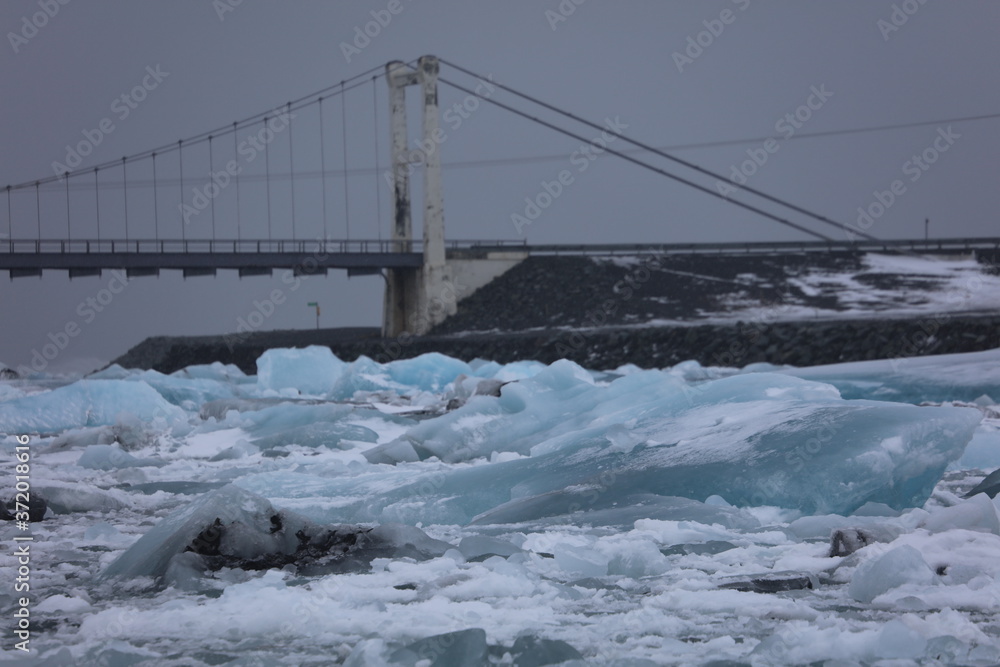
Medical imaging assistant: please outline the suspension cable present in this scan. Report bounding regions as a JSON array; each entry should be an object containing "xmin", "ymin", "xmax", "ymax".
[
  {"xmin": 233, "ymin": 124, "xmax": 241, "ymax": 242},
  {"xmin": 5, "ymin": 186, "xmax": 11, "ymax": 244},
  {"xmin": 439, "ymin": 76, "xmax": 830, "ymax": 241},
  {"xmin": 94, "ymin": 168, "xmax": 101, "ymax": 240},
  {"xmin": 264, "ymin": 117, "xmax": 272, "ymax": 242},
  {"xmin": 64, "ymin": 172, "xmax": 71, "ymax": 241},
  {"xmin": 288, "ymin": 102, "xmax": 296, "ymax": 240},
  {"xmin": 178, "ymin": 140, "xmax": 185, "ymax": 242},
  {"xmin": 8, "ymin": 65, "xmax": 388, "ymax": 192},
  {"xmin": 152, "ymin": 152, "xmax": 159, "ymax": 240},
  {"xmin": 122, "ymin": 157, "xmax": 129, "ymax": 242},
  {"xmin": 439, "ymin": 59, "xmax": 883, "ymax": 242},
  {"xmin": 340, "ymin": 81, "xmax": 351, "ymax": 240},
  {"xmin": 372, "ymin": 75, "xmax": 383, "ymax": 243},
  {"xmin": 208, "ymin": 136, "xmax": 216, "ymax": 240},
  {"xmin": 319, "ymin": 97, "xmax": 328, "ymax": 240},
  {"xmin": 34, "ymin": 182, "xmax": 40, "ymax": 241}
]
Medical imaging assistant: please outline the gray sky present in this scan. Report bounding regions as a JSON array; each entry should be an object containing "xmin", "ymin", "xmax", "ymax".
[{"xmin": 1, "ymin": 1, "xmax": 998, "ymax": 373}]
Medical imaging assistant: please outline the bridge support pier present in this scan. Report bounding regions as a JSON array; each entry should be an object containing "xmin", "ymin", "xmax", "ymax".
[{"xmin": 382, "ymin": 55, "xmax": 460, "ymax": 338}]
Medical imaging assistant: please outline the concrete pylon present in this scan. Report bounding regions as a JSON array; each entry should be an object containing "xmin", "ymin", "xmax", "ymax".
[
  {"xmin": 382, "ymin": 60, "xmax": 417, "ymax": 338},
  {"xmin": 382, "ymin": 55, "xmax": 456, "ymax": 337}
]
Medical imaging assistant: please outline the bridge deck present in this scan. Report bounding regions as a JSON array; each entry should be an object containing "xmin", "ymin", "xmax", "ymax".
[
  {"xmin": 2, "ymin": 237, "xmax": 997, "ymax": 277},
  {"xmin": 0, "ymin": 239, "xmax": 521, "ymax": 277}
]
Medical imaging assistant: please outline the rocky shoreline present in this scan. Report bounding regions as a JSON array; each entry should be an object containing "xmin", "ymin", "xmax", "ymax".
[{"xmin": 112, "ymin": 313, "xmax": 1000, "ymax": 374}]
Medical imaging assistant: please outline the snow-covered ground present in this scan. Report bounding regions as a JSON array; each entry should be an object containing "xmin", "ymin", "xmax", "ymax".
[
  {"xmin": 642, "ymin": 252, "xmax": 1000, "ymax": 326},
  {"xmin": 2, "ymin": 346, "xmax": 1000, "ymax": 665}
]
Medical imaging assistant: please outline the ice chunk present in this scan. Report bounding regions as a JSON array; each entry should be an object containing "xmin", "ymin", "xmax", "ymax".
[
  {"xmin": 509, "ymin": 635, "xmax": 583, "ymax": 666},
  {"xmin": 83, "ymin": 521, "xmax": 121, "ymax": 540},
  {"xmin": 92, "ymin": 364, "xmax": 239, "ymax": 405},
  {"xmin": 0, "ymin": 382, "xmax": 24, "ymax": 402},
  {"xmin": 34, "ymin": 594, "xmax": 91, "ymax": 614},
  {"xmin": 329, "ymin": 354, "xmax": 403, "ymax": 399},
  {"xmin": 354, "ymin": 370, "xmax": 982, "ymax": 521},
  {"xmin": 100, "ymin": 484, "xmax": 321, "ymax": 582},
  {"xmin": 388, "ymin": 628, "xmax": 488, "ymax": 667},
  {"xmin": 43, "ymin": 425, "xmax": 115, "ymax": 452},
  {"xmin": 554, "ymin": 544, "xmax": 609, "ymax": 577},
  {"xmin": 87, "ymin": 364, "xmax": 138, "ymax": 380},
  {"xmin": 457, "ymin": 535, "xmax": 522, "ymax": 560},
  {"xmin": 256, "ymin": 346, "xmax": 346, "ymax": 396},
  {"xmin": 919, "ymin": 493, "xmax": 1000, "ymax": 535},
  {"xmin": 136, "ymin": 369, "xmax": 238, "ymax": 406},
  {"xmin": 606, "ymin": 540, "xmax": 670, "ymax": 578},
  {"xmin": 101, "ymin": 484, "xmax": 451, "ymax": 584},
  {"xmin": 233, "ymin": 402, "xmax": 381, "ymax": 450},
  {"xmin": 780, "ymin": 347, "xmax": 1000, "ymax": 405},
  {"xmin": 472, "ymin": 493, "xmax": 760, "ymax": 530},
  {"xmin": 0, "ymin": 379, "xmax": 185, "ymax": 435},
  {"xmin": 37, "ymin": 481, "xmax": 130, "ymax": 513},
  {"xmin": 873, "ymin": 619, "xmax": 928, "ymax": 660},
  {"xmin": 718, "ymin": 572, "xmax": 817, "ymax": 593},
  {"xmin": 478, "ymin": 359, "xmax": 546, "ymax": 382},
  {"xmin": 209, "ymin": 440, "xmax": 259, "ymax": 461},
  {"xmin": 385, "ymin": 352, "xmax": 472, "ymax": 392},
  {"xmin": 953, "ymin": 429, "xmax": 1000, "ymax": 470},
  {"xmin": 171, "ymin": 361, "xmax": 250, "ymax": 383},
  {"xmin": 77, "ymin": 444, "xmax": 164, "ymax": 470},
  {"xmin": 848, "ymin": 544, "xmax": 937, "ymax": 603}
]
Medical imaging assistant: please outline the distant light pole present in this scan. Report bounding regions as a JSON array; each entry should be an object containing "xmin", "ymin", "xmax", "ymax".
[
  {"xmin": 925, "ymin": 217, "xmax": 929, "ymax": 240},
  {"xmin": 307, "ymin": 302, "xmax": 319, "ymax": 329}
]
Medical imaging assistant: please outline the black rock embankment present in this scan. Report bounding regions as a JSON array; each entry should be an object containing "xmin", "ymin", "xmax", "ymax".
[
  {"xmin": 112, "ymin": 314, "xmax": 1000, "ymax": 375},
  {"xmin": 111, "ymin": 251, "xmax": 1000, "ymax": 374}
]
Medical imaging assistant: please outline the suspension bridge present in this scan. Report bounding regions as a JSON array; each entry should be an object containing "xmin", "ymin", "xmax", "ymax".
[{"xmin": 3, "ymin": 56, "xmax": 997, "ymax": 335}]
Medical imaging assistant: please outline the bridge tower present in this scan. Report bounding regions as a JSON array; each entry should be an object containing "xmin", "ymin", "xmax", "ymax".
[{"xmin": 382, "ymin": 55, "xmax": 453, "ymax": 337}]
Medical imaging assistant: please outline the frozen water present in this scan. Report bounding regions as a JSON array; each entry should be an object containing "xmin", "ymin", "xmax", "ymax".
[
  {"xmin": 6, "ymin": 346, "xmax": 1000, "ymax": 664},
  {"xmin": 954, "ymin": 427, "xmax": 1000, "ymax": 470},
  {"xmin": 385, "ymin": 352, "xmax": 472, "ymax": 392},
  {"xmin": 256, "ymin": 345, "xmax": 347, "ymax": 396},
  {"xmin": 99, "ymin": 484, "xmax": 288, "ymax": 582},
  {"xmin": 0, "ymin": 379, "xmax": 185, "ymax": 435},
  {"xmin": 101, "ymin": 484, "xmax": 451, "ymax": 585},
  {"xmin": 780, "ymin": 347, "xmax": 1000, "ymax": 404},
  {"xmin": 848, "ymin": 544, "xmax": 937, "ymax": 603},
  {"xmin": 919, "ymin": 493, "xmax": 1000, "ymax": 535},
  {"xmin": 357, "ymin": 365, "xmax": 981, "ymax": 519},
  {"xmin": 76, "ymin": 444, "xmax": 165, "ymax": 470},
  {"xmin": 170, "ymin": 361, "xmax": 250, "ymax": 383}
]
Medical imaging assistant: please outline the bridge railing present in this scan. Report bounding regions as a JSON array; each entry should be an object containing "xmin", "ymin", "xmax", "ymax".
[
  {"xmin": 0, "ymin": 238, "xmax": 528, "ymax": 254},
  {"xmin": 519, "ymin": 237, "xmax": 1000, "ymax": 255}
]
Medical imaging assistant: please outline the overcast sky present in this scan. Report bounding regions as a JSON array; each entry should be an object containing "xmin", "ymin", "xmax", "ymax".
[{"xmin": 1, "ymin": 1, "xmax": 998, "ymax": 373}]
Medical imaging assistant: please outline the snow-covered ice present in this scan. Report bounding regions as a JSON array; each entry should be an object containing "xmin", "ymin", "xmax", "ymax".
[{"xmin": 2, "ymin": 347, "xmax": 1000, "ymax": 665}]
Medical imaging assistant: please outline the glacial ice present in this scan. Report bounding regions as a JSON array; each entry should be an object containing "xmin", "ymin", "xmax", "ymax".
[
  {"xmin": 385, "ymin": 352, "xmax": 473, "ymax": 392},
  {"xmin": 170, "ymin": 361, "xmax": 250, "ymax": 383},
  {"xmin": 200, "ymin": 401, "xmax": 386, "ymax": 450},
  {"xmin": 10, "ymin": 346, "xmax": 1000, "ymax": 664},
  {"xmin": 349, "ymin": 362, "xmax": 983, "ymax": 520},
  {"xmin": 848, "ymin": 544, "xmax": 937, "ymax": 603},
  {"xmin": 76, "ymin": 444, "xmax": 165, "ymax": 470},
  {"xmin": 780, "ymin": 347, "xmax": 1000, "ymax": 404},
  {"xmin": 919, "ymin": 493, "xmax": 1000, "ymax": 535},
  {"xmin": 256, "ymin": 345, "xmax": 347, "ymax": 396},
  {"xmin": 101, "ymin": 484, "xmax": 451, "ymax": 584},
  {"xmin": 0, "ymin": 379, "xmax": 185, "ymax": 435}
]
